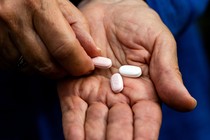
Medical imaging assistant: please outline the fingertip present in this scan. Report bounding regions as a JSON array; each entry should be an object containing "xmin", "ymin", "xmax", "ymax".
[
  {"xmin": 185, "ymin": 97, "xmax": 197, "ymax": 111},
  {"xmin": 160, "ymin": 82, "xmax": 197, "ymax": 112},
  {"xmin": 192, "ymin": 98, "xmax": 197, "ymax": 108},
  {"xmin": 154, "ymin": 70, "xmax": 197, "ymax": 112},
  {"xmin": 175, "ymin": 87, "xmax": 197, "ymax": 112},
  {"xmin": 167, "ymin": 95, "xmax": 197, "ymax": 112}
]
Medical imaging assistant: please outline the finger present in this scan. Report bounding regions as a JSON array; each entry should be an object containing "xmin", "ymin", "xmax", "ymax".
[
  {"xmin": 58, "ymin": 81, "xmax": 88, "ymax": 140},
  {"xmin": 132, "ymin": 101, "xmax": 162, "ymax": 140},
  {"xmin": 0, "ymin": 20, "xmax": 20, "ymax": 69},
  {"xmin": 0, "ymin": 1, "xmax": 67, "ymax": 78},
  {"xmin": 58, "ymin": 0, "xmax": 101, "ymax": 57},
  {"xmin": 0, "ymin": 33, "xmax": 19, "ymax": 69},
  {"xmin": 59, "ymin": 95, "xmax": 87, "ymax": 140},
  {"xmin": 33, "ymin": 0, "xmax": 95, "ymax": 76},
  {"xmin": 10, "ymin": 27, "xmax": 67, "ymax": 78},
  {"xmin": 150, "ymin": 32, "xmax": 197, "ymax": 111},
  {"xmin": 85, "ymin": 103, "xmax": 108, "ymax": 140},
  {"xmin": 107, "ymin": 103, "xmax": 133, "ymax": 140},
  {"xmin": 122, "ymin": 77, "xmax": 161, "ymax": 139}
]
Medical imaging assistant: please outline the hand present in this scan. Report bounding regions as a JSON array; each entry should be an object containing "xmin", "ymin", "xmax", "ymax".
[
  {"xmin": 78, "ymin": 0, "xmax": 197, "ymax": 111},
  {"xmin": 58, "ymin": 70, "xmax": 161, "ymax": 140},
  {"xmin": 0, "ymin": 0, "xmax": 100, "ymax": 78},
  {"xmin": 58, "ymin": 0, "xmax": 197, "ymax": 139}
]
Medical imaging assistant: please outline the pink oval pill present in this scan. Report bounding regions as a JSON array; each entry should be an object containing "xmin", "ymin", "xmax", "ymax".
[
  {"xmin": 92, "ymin": 56, "xmax": 112, "ymax": 69},
  {"xmin": 110, "ymin": 73, "xmax": 123, "ymax": 93}
]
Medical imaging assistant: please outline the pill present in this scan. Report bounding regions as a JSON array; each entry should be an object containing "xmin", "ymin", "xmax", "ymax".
[
  {"xmin": 119, "ymin": 65, "xmax": 142, "ymax": 77},
  {"xmin": 92, "ymin": 56, "xmax": 112, "ymax": 69},
  {"xmin": 110, "ymin": 73, "xmax": 124, "ymax": 93}
]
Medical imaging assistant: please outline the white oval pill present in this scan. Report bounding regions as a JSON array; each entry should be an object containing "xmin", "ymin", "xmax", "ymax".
[
  {"xmin": 110, "ymin": 73, "xmax": 123, "ymax": 93},
  {"xmin": 92, "ymin": 56, "xmax": 112, "ymax": 69},
  {"xmin": 119, "ymin": 65, "xmax": 142, "ymax": 77}
]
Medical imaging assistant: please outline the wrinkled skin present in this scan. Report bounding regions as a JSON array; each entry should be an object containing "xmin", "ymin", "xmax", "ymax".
[
  {"xmin": 58, "ymin": 0, "xmax": 197, "ymax": 140},
  {"xmin": 0, "ymin": 0, "xmax": 100, "ymax": 78}
]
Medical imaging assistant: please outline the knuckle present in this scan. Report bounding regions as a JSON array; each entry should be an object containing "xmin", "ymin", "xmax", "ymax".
[
  {"xmin": 0, "ymin": 28, "xmax": 19, "ymax": 65},
  {"xmin": 51, "ymin": 39, "xmax": 78, "ymax": 60},
  {"xmin": 36, "ymin": 62, "xmax": 56, "ymax": 75},
  {"xmin": 0, "ymin": 1, "xmax": 39, "ymax": 33},
  {"xmin": 34, "ymin": 60, "xmax": 66, "ymax": 78},
  {"xmin": 25, "ymin": 0, "xmax": 40, "ymax": 11},
  {"xmin": 36, "ymin": 61, "xmax": 67, "ymax": 78},
  {"xmin": 0, "ymin": 1, "xmax": 21, "ymax": 20},
  {"xmin": 0, "ymin": 3, "xmax": 12, "ymax": 21},
  {"xmin": 0, "ymin": 3, "xmax": 21, "ymax": 32}
]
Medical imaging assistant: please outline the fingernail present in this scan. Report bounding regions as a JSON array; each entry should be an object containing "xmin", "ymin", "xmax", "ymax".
[
  {"xmin": 96, "ymin": 47, "xmax": 101, "ymax": 51},
  {"xmin": 192, "ymin": 98, "xmax": 197, "ymax": 109}
]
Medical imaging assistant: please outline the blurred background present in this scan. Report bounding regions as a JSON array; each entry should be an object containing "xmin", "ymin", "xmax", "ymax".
[
  {"xmin": 199, "ymin": 3, "xmax": 210, "ymax": 63},
  {"xmin": 159, "ymin": 3, "xmax": 210, "ymax": 140}
]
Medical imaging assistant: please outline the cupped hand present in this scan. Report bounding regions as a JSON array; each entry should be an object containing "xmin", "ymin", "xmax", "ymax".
[
  {"xmin": 58, "ymin": 0, "xmax": 197, "ymax": 139},
  {"xmin": 0, "ymin": 0, "xmax": 100, "ymax": 78},
  {"xmin": 78, "ymin": 0, "xmax": 197, "ymax": 111}
]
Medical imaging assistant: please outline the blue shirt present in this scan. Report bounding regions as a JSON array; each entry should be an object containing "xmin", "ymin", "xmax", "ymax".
[{"xmin": 147, "ymin": 0, "xmax": 210, "ymax": 139}]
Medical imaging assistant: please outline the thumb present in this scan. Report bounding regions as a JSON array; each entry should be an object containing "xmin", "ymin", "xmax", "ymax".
[{"xmin": 150, "ymin": 32, "xmax": 197, "ymax": 112}]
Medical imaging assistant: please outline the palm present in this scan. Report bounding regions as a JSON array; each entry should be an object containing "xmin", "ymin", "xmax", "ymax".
[
  {"xmin": 58, "ymin": 1, "xmax": 162, "ymax": 140},
  {"xmin": 58, "ymin": 58, "xmax": 161, "ymax": 140},
  {"xmin": 58, "ymin": 0, "xmax": 196, "ymax": 140}
]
